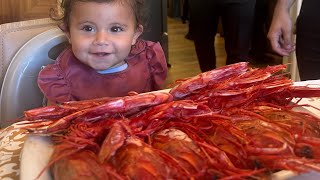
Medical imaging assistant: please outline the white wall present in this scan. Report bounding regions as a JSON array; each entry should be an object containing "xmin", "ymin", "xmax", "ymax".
[{"xmin": 285, "ymin": 0, "xmax": 302, "ymax": 81}]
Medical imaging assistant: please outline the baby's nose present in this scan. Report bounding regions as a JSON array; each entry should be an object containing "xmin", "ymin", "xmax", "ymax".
[{"xmin": 94, "ymin": 31, "xmax": 109, "ymax": 46}]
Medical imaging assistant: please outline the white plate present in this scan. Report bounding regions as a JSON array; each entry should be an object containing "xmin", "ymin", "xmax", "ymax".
[
  {"xmin": 20, "ymin": 134, "xmax": 318, "ymax": 180},
  {"xmin": 19, "ymin": 82, "xmax": 320, "ymax": 180},
  {"xmin": 292, "ymin": 80, "xmax": 320, "ymax": 118},
  {"xmin": 20, "ymin": 135, "xmax": 53, "ymax": 180}
]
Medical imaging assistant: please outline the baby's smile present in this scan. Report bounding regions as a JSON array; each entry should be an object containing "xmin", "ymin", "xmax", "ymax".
[{"xmin": 91, "ymin": 52, "xmax": 110, "ymax": 57}]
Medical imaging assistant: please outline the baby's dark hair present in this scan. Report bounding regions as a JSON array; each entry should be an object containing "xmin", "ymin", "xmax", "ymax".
[{"xmin": 51, "ymin": 0, "xmax": 148, "ymax": 31}]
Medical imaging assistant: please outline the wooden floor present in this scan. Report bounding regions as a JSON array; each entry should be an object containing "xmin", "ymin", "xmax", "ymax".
[
  {"xmin": 165, "ymin": 17, "xmax": 220, "ymax": 87},
  {"xmin": 165, "ymin": 17, "xmax": 282, "ymax": 87}
]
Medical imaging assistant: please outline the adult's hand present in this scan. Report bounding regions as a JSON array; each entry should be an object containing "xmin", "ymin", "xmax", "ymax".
[{"xmin": 267, "ymin": 0, "xmax": 296, "ymax": 56}]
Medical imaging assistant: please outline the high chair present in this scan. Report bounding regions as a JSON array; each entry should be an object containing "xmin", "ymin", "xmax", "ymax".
[{"xmin": 0, "ymin": 18, "xmax": 68, "ymax": 128}]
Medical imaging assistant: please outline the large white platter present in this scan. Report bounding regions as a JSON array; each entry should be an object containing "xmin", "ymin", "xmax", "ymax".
[
  {"xmin": 19, "ymin": 81, "xmax": 320, "ymax": 180},
  {"xmin": 20, "ymin": 126, "xmax": 320, "ymax": 180},
  {"xmin": 20, "ymin": 135, "xmax": 53, "ymax": 180}
]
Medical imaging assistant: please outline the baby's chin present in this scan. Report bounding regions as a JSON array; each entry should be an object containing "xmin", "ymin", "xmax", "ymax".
[
  {"xmin": 87, "ymin": 63, "xmax": 113, "ymax": 71},
  {"xmin": 92, "ymin": 66, "xmax": 111, "ymax": 71},
  {"xmin": 87, "ymin": 60, "xmax": 126, "ymax": 71}
]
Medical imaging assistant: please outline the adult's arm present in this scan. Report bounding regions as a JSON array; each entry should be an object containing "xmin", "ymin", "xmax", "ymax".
[{"xmin": 267, "ymin": 0, "xmax": 296, "ymax": 56}]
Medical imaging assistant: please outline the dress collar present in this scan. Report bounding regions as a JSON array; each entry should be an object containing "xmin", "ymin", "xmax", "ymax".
[
  {"xmin": 127, "ymin": 39, "xmax": 147, "ymax": 59},
  {"xmin": 96, "ymin": 63, "xmax": 128, "ymax": 74}
]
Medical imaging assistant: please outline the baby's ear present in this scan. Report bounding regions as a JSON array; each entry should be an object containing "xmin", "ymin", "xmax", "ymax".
[
  {"xmin": 132, "ymin": 25, "xmax": 144, "ymax": 45},
  {"xmin": 58, "ymin": 23, "xmax": 68, "ymax": 32},
  {"xmin": 59, "ymin": 23, "xmax": 71, "ymax": 43}
]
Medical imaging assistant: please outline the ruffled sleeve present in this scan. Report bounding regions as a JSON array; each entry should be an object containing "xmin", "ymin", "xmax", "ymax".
[
  {"xmin": 145, "ymin": 41, "xmax": 168, "ymax": 90},
  {"xmin": 37, "ymin": 49, "xmax": 73, "ymax": 104}
]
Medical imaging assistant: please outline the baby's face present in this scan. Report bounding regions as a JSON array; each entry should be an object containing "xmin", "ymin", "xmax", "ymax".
[{"xmin": 65, "ymin": 1, "xmax": 143, "ymax": 71}]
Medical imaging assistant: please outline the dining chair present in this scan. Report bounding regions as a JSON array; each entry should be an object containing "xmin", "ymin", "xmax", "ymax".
[{"xmin": 0, "ymin": 18, "xmax": 68, "ymax": 128}]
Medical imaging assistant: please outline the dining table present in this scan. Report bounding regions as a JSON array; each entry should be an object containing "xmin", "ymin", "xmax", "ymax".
[{"xmin": 1, "ymin": 80, "xmax": 320, "ymax": 180}]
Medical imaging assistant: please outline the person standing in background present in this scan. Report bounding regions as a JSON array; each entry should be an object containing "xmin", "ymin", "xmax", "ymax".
[
  {"xmin": 250, "ymin": 0, "xmax": 269, "ymax": 63},
  {"xmin": 268, "ymin": 0, "xmax": 320, "ymax": 80},
  {"xmin": 251, "ymin": 0, "xmax": 281, "ymax": 64},
  {"xmin": 189, "ymin": 0, "xmax": 256, "ymax": 72},
  {"xmin": 181, "ymin": 0, "xmax": 193, "ymax": 40},
  {"xmin": 181, "ymin": 0, "xmax": 190, "ymax": 24}
]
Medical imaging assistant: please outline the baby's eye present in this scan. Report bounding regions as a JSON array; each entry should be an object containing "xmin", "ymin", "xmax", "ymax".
[
  {"xmin": 110, "ymin": 26, "xmax": 123, "ymax": 32},
  {"xmin": 82, "ymin": 25, "xmax": 94, "ymax": 32}
]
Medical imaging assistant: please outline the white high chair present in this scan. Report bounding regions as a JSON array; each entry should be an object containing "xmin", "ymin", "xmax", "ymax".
[{"xmin": 0, "ymin": 18, "xmax": 68, "ymax": 128}]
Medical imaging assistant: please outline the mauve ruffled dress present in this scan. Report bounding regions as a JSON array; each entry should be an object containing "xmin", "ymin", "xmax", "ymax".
[{"xmin": 38, "ymin": 39, "xmax": 167, "ymax": 104}]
